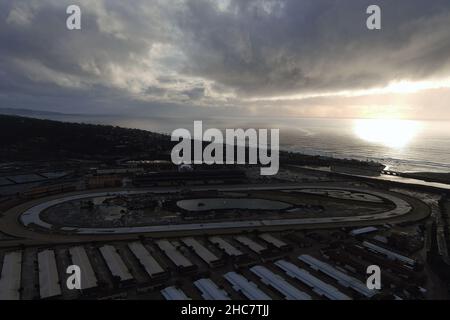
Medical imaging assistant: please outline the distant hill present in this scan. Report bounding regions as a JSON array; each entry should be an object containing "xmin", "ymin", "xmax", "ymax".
[
  {"xmin": 0, "ymin": 108, "xmax": 67, "ymax": 117},
  {"xmin": 0, "ymin": 115, "xmax": 384, "ymax": 172},
  {"xmin": 0, "ymin": 115, "xmax": 172, "ymax": 161}
]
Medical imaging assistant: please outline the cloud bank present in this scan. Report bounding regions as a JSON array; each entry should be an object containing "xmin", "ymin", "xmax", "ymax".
[{"xmin": 1, "ymin": 0, "xmax": 450, "ymax": 119}]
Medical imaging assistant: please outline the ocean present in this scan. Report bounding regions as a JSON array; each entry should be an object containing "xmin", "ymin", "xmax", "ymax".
[{"xmin": 20, "ymin": 114, "xmax": 450, "ymax": 173}]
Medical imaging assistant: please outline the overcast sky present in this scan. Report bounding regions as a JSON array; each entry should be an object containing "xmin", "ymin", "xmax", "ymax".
[{"xmin": 1, "ymin": 0, "xmax": 450, "ymax": 120}]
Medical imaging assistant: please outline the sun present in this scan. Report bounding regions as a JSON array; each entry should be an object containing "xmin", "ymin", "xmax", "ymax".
[{"xmin": 353, "ymin": 119, "xmax": 422, "ymax": 149}]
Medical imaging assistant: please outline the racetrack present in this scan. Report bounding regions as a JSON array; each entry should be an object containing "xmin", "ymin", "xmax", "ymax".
[{"xmin": 0, "ymin": 183, "xmax": 431, "ymax": 247}]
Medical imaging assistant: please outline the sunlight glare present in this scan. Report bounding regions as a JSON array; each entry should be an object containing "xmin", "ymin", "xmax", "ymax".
[{"xmin": 353, "ymin": 119, "xmax": 422, "ymax": 149}]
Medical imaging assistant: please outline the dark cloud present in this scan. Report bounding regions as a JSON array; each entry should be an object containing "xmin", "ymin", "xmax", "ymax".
[
  {"xmin": 179, "ymin": 0, "xmax": 450, "ymax": 96},
  {"xmin": 183, "ymin": 87, "xmax": 206, "ymax": 100},
  {"xmin": 0, "ymin": 0, "xmax": 450, "ymax": 118}
]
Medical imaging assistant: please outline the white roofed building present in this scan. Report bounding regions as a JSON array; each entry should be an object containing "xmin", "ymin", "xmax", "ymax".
[
  {"xmin": 298, "ymin": 255, "xmax": 377, "ymax": 298},
  {"xmin": 0, "ymin": 251, "xmax": 22, "ymax": 300},
  {"xmin": 194, "ymin": 278, "xmax": 230, "ymax": 300},
  {"xmin": 156, "ymin": 240, "xmax": 196, "ymax": 273},
  {"xmin": 69, "ymin": 246, "xmax": 98, "ymax": 291},
  {"xmin": 38, "ymin": 250, "xmax": 62, "ymax": 299},
  {"xmin": 128, "ymin": 242, "xmax": 167, "ymax": 280},
  {"xmin": 209, "ymin": 237, "xmax": 244, "ymax": 257},
  {"xmin": 161, "ymin": 286, "xmax": 191, "ymax": 300},
  {"xmin": 224, "ymin": 272, "xmax": 271, "ymax": 300},
  {"xmin": 275, "ymin": 260, "xmax": 351, "ymax": 300},
  {"xmin": 99, "ymin": 245, "xmax": 133, "ymax": 283},
  {"xmin": 182, "ymin": 238, "xmax": 222, "ymax": 268},
  {"xmin": 250, "ymin": 265, "xmax": 311, "ymax": 300}
]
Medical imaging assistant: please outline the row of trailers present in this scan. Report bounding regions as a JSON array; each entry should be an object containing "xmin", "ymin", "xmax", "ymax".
[
  {"xmin": 0, "ymin": 234, "xmax": 376, "ymax": 300},
  {"xmin": 0, "ymin": 243, "xmax": 168, "ymax": 300},
  {"xmin": 161, "ymin": 254, "xmax": 378, "ymax": 300},
  {"xmin": 0, "ymin": 234, "xmax": 283, "ymax": 300},
  {"xmin": 0, "ymin": 233, "xmax": 274, "ymax": 300},
  {"xmin": 155, "ymin": 233, "xmax": 292, "ymax": 274},
  {"xmin": 0, "ymin": 248, "xmax": 93, "ymax": 300}
]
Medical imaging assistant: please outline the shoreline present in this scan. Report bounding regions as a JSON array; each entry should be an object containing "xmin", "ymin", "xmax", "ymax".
[
  {"xmin": 1, "ymin": 113, "xmax": 449, "ymax": 184},
  {"xmin": 287, "ymin": 165, "xmax": 450, "ymax": 193}
]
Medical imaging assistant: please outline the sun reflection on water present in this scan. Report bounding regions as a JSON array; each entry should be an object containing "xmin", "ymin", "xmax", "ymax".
[{"xmin": 353, "ymin": 119, "xmax": 422, "ymax": 149}]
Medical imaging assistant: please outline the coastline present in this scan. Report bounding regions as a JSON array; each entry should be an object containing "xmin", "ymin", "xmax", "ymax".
[{"xmin": 1, "ymin": 113, "xmax": 449, "ymax": 185}]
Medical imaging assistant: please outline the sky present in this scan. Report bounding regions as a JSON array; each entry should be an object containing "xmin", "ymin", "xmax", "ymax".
[{"xmin": 1, "ymin": 0, "xmax": 450, "ymax": 120}]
